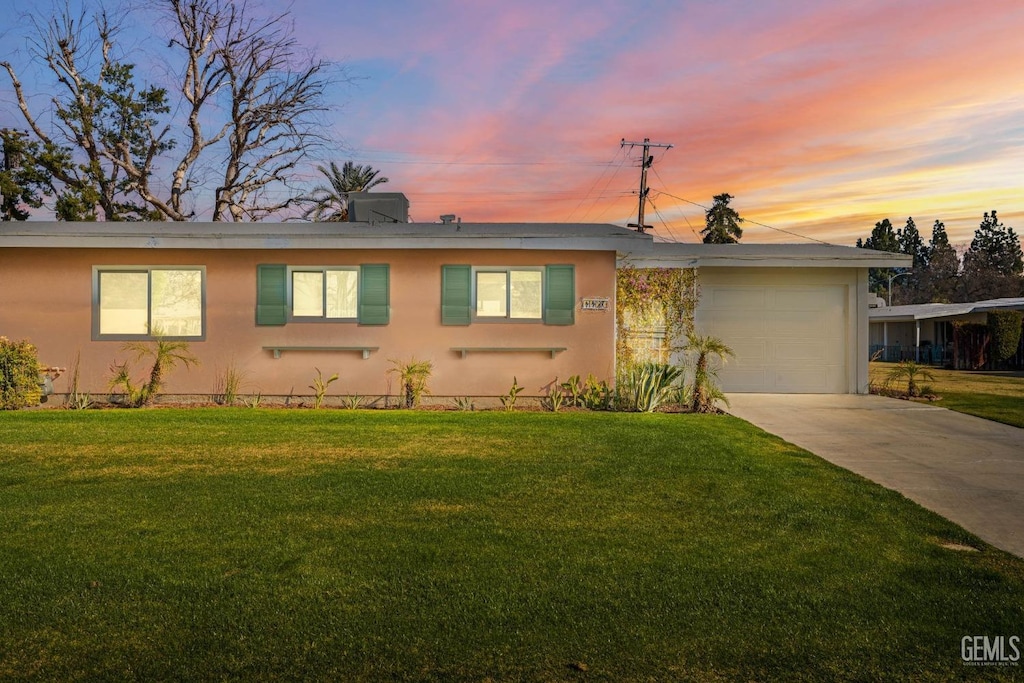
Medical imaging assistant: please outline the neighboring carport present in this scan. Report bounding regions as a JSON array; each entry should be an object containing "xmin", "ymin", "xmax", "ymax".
[{"xmin": 727, "ymin": 394, "xmax": 1024, "ymax": 558}]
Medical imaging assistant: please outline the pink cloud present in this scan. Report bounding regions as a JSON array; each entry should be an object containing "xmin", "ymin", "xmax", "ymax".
[{"xmin": 295, "ymin": 0, "xmax": 1024, "ymax": 244}]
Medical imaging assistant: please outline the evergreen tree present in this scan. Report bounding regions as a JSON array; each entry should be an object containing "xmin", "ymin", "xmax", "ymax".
[
  {"xmin": 858, "ymin": 218, "xmax": 900, "ymax": 253},
  {"xmin": 1, "ymin": 130, "xmax": 46, "ymax": 221},
  {"xmin": 959, "ymin": 211, "xmax": 1024, "ymax": 301},
  {"xmin": 897, "ymin": 217, "xmax": 927, "ymax": 268},
  {"xmin": 856, "ymin": 218, "xmax": 902, "ymax": 295},
  {"xmin": 700, "ymin": 193, "xmax": 744, "ymax": 244},
  {"xmin": 919, "ymin": 220, "xmax": 960, "ymax": 303},
  {"xmin": 894, "ymin": 217, "xmax": 928, "ymax": 302}
]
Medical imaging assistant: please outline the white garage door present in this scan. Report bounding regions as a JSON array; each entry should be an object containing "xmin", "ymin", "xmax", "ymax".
[{"xmin": 695, "ymin": 285, "xmax": 848, "ymax": 393}]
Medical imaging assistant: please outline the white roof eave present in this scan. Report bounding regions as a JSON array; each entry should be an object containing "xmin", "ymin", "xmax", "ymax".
[{"xmin": 622, "ymin": 243, "xmax": 912, "ymax": 269}]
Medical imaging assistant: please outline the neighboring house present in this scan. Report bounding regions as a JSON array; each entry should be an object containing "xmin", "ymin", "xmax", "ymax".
[
  {"xmin": 0, "ymin": 217, "xmax": 907, "ymax": 399},
  {"xmin": 869, "ymin": 298, "xmax": 1024, "ymax": 364}
]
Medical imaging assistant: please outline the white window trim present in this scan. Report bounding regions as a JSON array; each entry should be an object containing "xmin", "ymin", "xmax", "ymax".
[
  {"xmin": 287, "ymin": 266, "xmax": 360, "ymax": 322},
  {"xmin": 92, "ymin": 266, "xmax": 206, "ymax": 341},
  {"xmin": 471, "ymin": 266, "xmax": 544, "ymax": 322}
]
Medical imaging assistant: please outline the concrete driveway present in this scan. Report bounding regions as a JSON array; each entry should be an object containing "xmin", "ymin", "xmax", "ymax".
[{"xmin": 726, "ymin": 394, "xmax": 1024, "ymax": 558}]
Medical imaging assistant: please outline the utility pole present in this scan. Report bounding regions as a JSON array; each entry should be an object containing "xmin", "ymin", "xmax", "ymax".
[{"xmin": 621, "ymin": 137, "xmax": 673, "ymax": 233}]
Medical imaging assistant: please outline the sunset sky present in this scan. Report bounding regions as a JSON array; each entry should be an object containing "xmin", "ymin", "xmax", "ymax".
[{"xmin": 3, "ymin": 0, "xmax": 1023, "ymax": 245}]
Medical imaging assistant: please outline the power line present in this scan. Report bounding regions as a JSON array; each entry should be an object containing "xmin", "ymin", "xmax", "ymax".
[
  {"xmin": 348, "ymin": 149, "xmax": 619, "ymax": 168},
  {"xmin": 650, "ymin": 185, "xmax": 834, "ymax": 245},
  {"xmin": 621, "ymin": 137, "xmax": 673, "ymax": 233},
  {"xmin": 567, "ymin": 146, "xmax": 629, "ymax": 222},
  {"xmin": 646, "ymin": 194, "xmax": 681, "ymax": 243},
  {"xmin": 577, "ymin": 148, "xmax": 632, "ymax": 223}
]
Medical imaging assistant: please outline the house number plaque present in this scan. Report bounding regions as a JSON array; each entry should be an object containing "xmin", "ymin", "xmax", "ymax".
[{"xmin": 580, "ymin": 297, "xmax": 610, "ymax": 311}]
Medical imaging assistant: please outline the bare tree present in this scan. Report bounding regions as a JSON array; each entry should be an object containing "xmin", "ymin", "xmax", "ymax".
[
  {"xmin": 163, "ymin": 0, "xmax": 332, "ymax": 221},
  {"xmin": 2, "ymin": 0, "xmax": 336, "ymax": 221},
  {"xmin": 2, "ymin": 7, "xmax": 172, "ymax": 220}
]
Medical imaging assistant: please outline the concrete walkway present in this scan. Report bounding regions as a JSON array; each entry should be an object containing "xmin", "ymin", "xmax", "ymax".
[{"xmin": 726, "ymin": 394, "xmax": 1024, "ymax": 558}]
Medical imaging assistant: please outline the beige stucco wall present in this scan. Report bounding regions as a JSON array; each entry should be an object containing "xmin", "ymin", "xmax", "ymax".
[
  {"xmin": 694, "ymin": 267, "xmax": 867, "ymax": 393},
  {"xmin": 0, "ymin": 248, "xmax": 617, "ymax": 400}
]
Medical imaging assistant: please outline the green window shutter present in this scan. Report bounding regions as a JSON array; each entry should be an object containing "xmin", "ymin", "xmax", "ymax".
[
  {"xmin": 544, "ymin": 264, "xmax": 575, "ymax": 325},
  {"xmin": 256, "ymin": 264, "xmax": 287, "ymax": 326},
  {"xmin": 441, "ymin": 265, "xmax": 472, "ymax": 325},
  {"xmin": 358, "ymin": 264, "xmax": 390, "ymax": 325}
]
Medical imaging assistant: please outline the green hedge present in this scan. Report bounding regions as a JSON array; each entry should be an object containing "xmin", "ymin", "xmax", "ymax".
[
  {"xmin": 988, "ymin": 310, "xmax": 1023, "ymax": 363},
  {"xmin": 0, "ymin": 337, "xmax": 42, "ymax": 409}
]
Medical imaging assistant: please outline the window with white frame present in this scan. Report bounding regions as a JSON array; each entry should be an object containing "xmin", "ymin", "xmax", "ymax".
[
  {"xmin": 94, "ymin": 267, "xmax": 204, "ymax": 339},
  {"xmin": 290, "ymin": 267, "xmax": 359, "ymax": 320},
  {"xmin": 474, "ymin": 268, "xmax": 543, "ymax": 320}
]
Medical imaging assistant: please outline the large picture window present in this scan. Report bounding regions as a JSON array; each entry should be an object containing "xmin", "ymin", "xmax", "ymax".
[{"xmin": 94, "ymin": 267, "xmax": 205, "ymax": 340}]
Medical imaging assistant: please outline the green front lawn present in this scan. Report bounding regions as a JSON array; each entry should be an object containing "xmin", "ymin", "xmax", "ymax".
[
  {"xmin": 2, "ymin": 410, "xmax": 1022, "ymax": 681},
  {"xmin": 870, "ymin": 362, "xmax": 1024, "ymax": 428}
]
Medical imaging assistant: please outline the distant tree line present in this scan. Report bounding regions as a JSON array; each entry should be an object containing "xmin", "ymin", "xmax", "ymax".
[{"xmin": 856, "ymin": 212, "xmax": 1024, "ymax": 304}]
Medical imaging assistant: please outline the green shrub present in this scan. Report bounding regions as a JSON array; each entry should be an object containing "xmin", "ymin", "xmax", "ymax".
[
  {"xmin": 561, "ymin": 375, "xmax": 583, "ymax": 407},
  {"xmin": 0, "ymin": 337, "xmax": 42, "ymax": 409},
  {"xmin": 581, "ymin": 374, "xmax": 614, "ymax": 410},
  {"xmin": 543, "ymin": 380, "xmax": 564, "ymax": 413},
  {"xmin": 988, "ymin": 310, "xmax": 1023, "ymax": 363},
  {"xmin": 618, "ymin": 363, "xmax": 683, "ymax": 412}
]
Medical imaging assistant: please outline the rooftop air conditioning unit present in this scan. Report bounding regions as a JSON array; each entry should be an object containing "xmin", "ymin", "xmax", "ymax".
[{"xmin": 347, "ymin": 192, "xmax": 410, "ymax": 223}]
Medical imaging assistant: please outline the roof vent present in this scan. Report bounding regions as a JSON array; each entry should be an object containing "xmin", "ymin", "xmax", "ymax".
[{"xmin": 440, "ymin": 214, "xmax": 456, "ymax": 224}]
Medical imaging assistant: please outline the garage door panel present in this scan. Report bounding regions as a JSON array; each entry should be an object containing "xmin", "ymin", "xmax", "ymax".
[
  {"xmin": 773, "ymin": 341, "xmax": 827, "ymax": 362},
  {"xmin": 772, "ymin": 368, "xmax": 833, "ymax": 392},
  {"xmin": 772, "ymin": 288, "xmax": 833, "ymax": 310},
  {"xmin": 768, "ymin": 311, "xmax": 826, "ymax": 337},
  {"xmin": 717, "ymin": 367, "xmax": 768, "ymax": 392},
  {"xmin": 729, "ymin": 340, "xmax": 767, "ymax": 362},
  {"xmin": 696, "ymin": 283, "xmax": 849, "ymax": 394},
  {"xmin": 706, "ymin": 311, "xmax": 766, "ymax": 337},
  {"xmin": 707, "ymin": 287, "xmax": 765, "ymax": 309}
]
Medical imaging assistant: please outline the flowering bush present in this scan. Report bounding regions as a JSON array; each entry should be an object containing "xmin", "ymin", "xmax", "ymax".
[
  {"xmin": 0, "ymin": 336, "xmax": 42, "ymax": 409},
  {"xmin": 616, "ymin": 266, "xmax": 698, "ymax": 368}
]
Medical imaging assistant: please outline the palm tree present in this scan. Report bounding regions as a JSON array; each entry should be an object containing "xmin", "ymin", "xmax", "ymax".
[
  {"xmin": 884, "ymin": 360, "xmax": 935, "ymax": 398},
  {"xmin": 701, "ymin": 193, "xmax": 744, "ymax": 244},
  {"xmin": 303, "ymin": 161, "xmax": 389, "ymax": 222},
  {"xmin": 687, "ymin": 332, "xmax": 734, "ymax": 413},
  {"xmin": 111, "ymin": 335, "xmax": 200, "ymax": 407}
]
